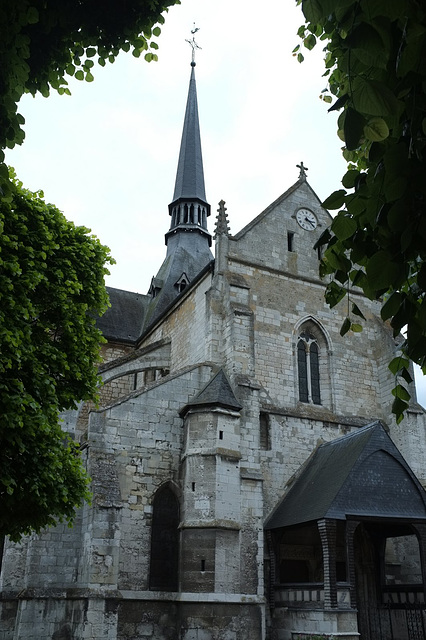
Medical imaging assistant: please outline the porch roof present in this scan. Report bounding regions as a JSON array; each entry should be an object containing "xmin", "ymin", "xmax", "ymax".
[{"xmin": 265, "ymin": 421, "xmax": 426, "ymax": 530}]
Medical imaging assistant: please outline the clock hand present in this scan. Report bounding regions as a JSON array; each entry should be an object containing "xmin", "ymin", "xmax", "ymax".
[{"xmin": 304, "ymin": 217, "xmax": 315, "ymax": 227}]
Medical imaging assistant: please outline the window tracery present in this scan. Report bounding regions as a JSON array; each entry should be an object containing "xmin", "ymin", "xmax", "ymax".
[
  {"xmin": 296, "ymin": 325, "xmax": 327, "ymax": 406},
  {"xmin": 298, "ymin": 331, "xmax": 321, "ymax": 405}
]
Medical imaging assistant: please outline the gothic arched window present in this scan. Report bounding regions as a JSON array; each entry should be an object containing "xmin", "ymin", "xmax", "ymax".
[
  {"xmin": 298, "ymin": 331, "xmax": 321, "ymax": 405},
  {"xmin": 149, "ymin": 485, "xmax": 179, "ymax": 591}
]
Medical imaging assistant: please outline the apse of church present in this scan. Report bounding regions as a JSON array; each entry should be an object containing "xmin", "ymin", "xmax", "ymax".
[{"xmin": 2, "ymin": 53, "xmax": 426, "ymax": 640}]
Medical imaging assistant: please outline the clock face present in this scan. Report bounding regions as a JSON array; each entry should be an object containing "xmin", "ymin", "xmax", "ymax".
[{"xmin": 296, "ymin": 208, "xmax": 318, "ymax": 231}]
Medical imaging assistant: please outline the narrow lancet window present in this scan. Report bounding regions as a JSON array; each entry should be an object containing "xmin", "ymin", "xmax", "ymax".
[
  {"xmin": 298, "ymin": 332, "xmax": 321, "ymax": 405},
  {"xmin": 297, "ymin": 340, "xmax": 309, "ymax": 402},
  {"xmin": 310, "ymin": 342, "xmax": 321, "ymax": 404}
]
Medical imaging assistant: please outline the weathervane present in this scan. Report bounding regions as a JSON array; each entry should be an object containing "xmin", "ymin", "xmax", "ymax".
[
  {"xmin": 297, "ymin": 161, "xmax": 308, "ymax": 180},
  {"xmin": 186, "ymin": 24, "xmax": 201, "ymax": 66}
]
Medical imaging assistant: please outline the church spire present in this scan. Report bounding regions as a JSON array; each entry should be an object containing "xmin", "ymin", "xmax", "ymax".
[
  {"xmin": 166, "ymin": 50, "xmax": 211, "ymax": 244},
  {"xmin": 171, "ymin": 64, "xmax": 207, "ymax": 204},
  {"xmin": 145, "ymin": 51, "xmax": 213, "ymax": 329}
]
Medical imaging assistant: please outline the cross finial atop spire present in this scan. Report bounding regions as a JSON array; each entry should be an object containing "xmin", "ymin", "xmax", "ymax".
[
  {"xmin": 186, "ymin": 24, "xmax": 201, "ymax": 66},
  {"xmin": 297, "ymin": 161, "xmax": 308, "ymax": 180}
]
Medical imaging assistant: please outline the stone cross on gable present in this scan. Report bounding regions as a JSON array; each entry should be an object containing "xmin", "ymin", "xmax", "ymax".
[
  {"xmin": 186, "ymin": 24, "xmax": 201, "ymax": 66},
  {"xmin": 297, "ymin": 162, "xmax": 308, "ymax": 180}
]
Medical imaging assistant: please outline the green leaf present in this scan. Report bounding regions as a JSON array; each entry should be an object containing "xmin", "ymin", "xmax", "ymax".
[
  {"xmin": 351, "ymin": 323, "xmax": 363, "ymax": 332},
  {"xmin": 86, "ymin": 47, "xmax": 96, "ymax": 57},
  {"xmin": 392, "ymin": 384, "xmax": 411, "ymax": 402},
  {"xmin": 342, "ymin": 169, "xmax": 360, "ymax": 188},
  {"xmin": 352, "ymin": 303, "xmax": 366, "ymax": 320},
  {"xmin": 314, "ymin": 228, "xmax": 332, "ymax": 249},
  {"xmin": 304, "ymin": 34, "xmax": 317, "ymax": 50},
  {"xmin": 153, "ymin": 26, "xmax": 161, "ymax": 37},
  {"xmin": 353, "ymin": 78, "xmax": 401, "ymax": 117},
  {"xmin": 75, "ymin": 70, "xmax": 84, "ymax": 81},
  {"xmin": 366, "ymin": 251, "xmax": 400, "ymax": 292},
  {"xmin": 325, "ymin": 281, "xmax": 347, "ymax": 307},
  {"xmin": 301, "ymin": 0, "xmax": 324, "ymax": 23},
  {"xmin": 381, "ymin": 292, "xmax": 403, "ymax": 321},
  {"xmin": 344, "ymin": 108, "xmax": 365, "ymax": 150},
  {"xmin": 0, "ymin": 163, "xmax": 9, "ymax": 180},
  {"xmin": 26, "ymin": 7, "xmax": 39, "ymax": 24},
  {"xmin": 328, "ymin": 94, "xmax": 349, "ymax": 112},
  {"xmin": 400, "ymin": 368, "xmax": 413, "ymax": 385},
  {"xmin": 392, "ymin": 396, "xmax": 408, "ymax": 423},
  {"xmin": 384, "ymin": 175, "xmax": 407, "ymax": 201},
  {"xmin": 388, "ymin": 356, "xmax": 410, "ymax": 375},
  {"xmin": 331, "ymin": 213, "xmax": 357, "ymax": 240},
  {"xmin": 340, "ymin": 317, "xmax": 351, "ymax": 336},
  {"xmin": 346, "ymin": 22, "xmax": 389, "ymax": 69},
  {"xmin": 322, "ymin": 189, "xmax": 347, "ymax": 210},
  {"xmin": 364, "ymin": 117, "xmax": 389, "ymax": 142}
]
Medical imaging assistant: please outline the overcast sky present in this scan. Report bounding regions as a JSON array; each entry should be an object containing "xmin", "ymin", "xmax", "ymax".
[
  {"xmin": 8, "ymin": 0, "xmax": 346, "ymax": 292},
  {"xmin": 6, "ymin": 0, "xmax": 425, "ymax": 405}
]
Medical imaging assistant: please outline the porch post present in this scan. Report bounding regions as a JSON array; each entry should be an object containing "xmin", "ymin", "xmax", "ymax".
[
  {"xmin": 413, "ymin": 523, "xmax": 426, "ymax": 602},
  {"xmin": 265, "ymin": 530, "xmax": 276, "ymax": 610},
  {"xmin": 318, "ymin": 518, "xmax": 337, "ymax": 609},
  {"xmin": 345, "ymin": 519, "xmax": 359, "ymax": 610}
]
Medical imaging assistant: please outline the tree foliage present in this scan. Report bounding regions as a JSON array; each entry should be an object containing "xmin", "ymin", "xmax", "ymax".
[
  {"xmin": 0, "ymin": 0, "xmax": 179, "ymax": 184},
  {"xmin": 0, "ymin": 0, "xmax": 179, "ymax": 539},
  {"xmin": 296, "ymin": 0, "xmax": 426, "ymax": 421},
  {"xmin": 0, "ymin": 170, "xmax": 113, "ymax": 541}
]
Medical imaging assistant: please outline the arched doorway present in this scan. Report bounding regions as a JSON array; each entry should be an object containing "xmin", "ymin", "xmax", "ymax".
[{"xmin": 149, "ymin": 485, "xmax": 180, "ymax": 591}]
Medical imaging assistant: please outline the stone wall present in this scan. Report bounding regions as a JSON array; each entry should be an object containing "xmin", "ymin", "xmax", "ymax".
[
  {"xmin": 2, "ymin": 179, "xmax": 426, "ymax": 640},
  {"xmin": 142, "ymin": 273, "xmax": 214, "ymax": 372}
]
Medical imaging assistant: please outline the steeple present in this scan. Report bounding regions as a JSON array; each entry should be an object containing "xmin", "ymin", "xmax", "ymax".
[
  {"xmin": 145, "ymin": 57, "xmax": 213, "ymax": 329},
  {"xmin": 166, "ymin": 62, "xmax": 211, "ymax": 244}
]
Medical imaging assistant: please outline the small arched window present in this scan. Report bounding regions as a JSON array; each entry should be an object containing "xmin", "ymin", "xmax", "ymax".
[
  {"xmin": 298, "ymin": 331, "xmax": 321, "ymax": 405},
  {"xmin": 149, "ymin": 485, "xmax": 179, "ymax": 591},
  {"xmin": 175, "ymin": 272, "xmax": 190, "ymax": 293}
]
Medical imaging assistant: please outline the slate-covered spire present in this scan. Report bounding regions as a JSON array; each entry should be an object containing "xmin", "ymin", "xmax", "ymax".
[
  {"xmin": 144, "ymin": 60, "xmax": 213, "ymax": 330},
  {"xmin": 172, "ymin": 64, "xmax": 207, "ymax": 203},
  {"xmin": 166, "ymin": 62, "xmax": 211, "ymax": 244}
]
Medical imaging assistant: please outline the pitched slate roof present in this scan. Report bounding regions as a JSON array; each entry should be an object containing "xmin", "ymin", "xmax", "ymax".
[
  {"xmin": 180, "ymin": 369, "xmax": 242, "ymax": 417},
  {"xmin": 265, "ymin": 421, "xmax": 426, "ymax": 530},
  {"xmin": 96, "ymin": 287, "xmax": 149, "ymax": 343},
  {"xmin": 143, "ymin": 235, "xmax": 213, "ymax": 331}
]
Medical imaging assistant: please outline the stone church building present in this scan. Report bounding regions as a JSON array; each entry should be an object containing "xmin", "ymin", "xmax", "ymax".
[{"xmin": 2, "ymin": 62, "xmax": 426, "ymax": 640}]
